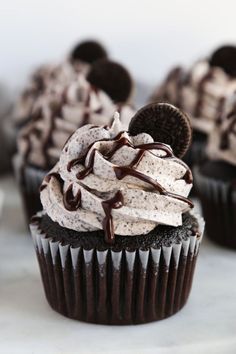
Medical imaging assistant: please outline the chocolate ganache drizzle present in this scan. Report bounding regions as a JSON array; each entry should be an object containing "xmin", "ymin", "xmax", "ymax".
[
  {"xmin": 207, "ymin": 96, "xmax": 236, "ymax": 166},
  {"xmin": 40, "ymin": 114, "xmax": 194, "ymax": 244}
]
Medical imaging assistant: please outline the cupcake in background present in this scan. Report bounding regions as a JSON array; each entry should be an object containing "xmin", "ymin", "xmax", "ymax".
[
  {"xmin": 13, "ymin": 40, "xmax": 108, "ymax": 129},
  {"xmin": 30, "ymin": 102, "xmax": 204, "ymax": 324},
  {"xmin": 150, "ymin": 45, "xmax": 236, "ymax": 168},
  {"xmin": 194, "ymin": 94, "xmax": 236, "ymax": 249},
  {"xmin": 14, "ymin": 59, "xmax": 134, "ymax": 223}
]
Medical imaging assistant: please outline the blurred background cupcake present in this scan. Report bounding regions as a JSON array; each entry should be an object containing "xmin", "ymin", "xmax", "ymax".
[
  {"xmin": 3, "ymin": 40, "xmax": 108, "ymax": 174},
  {"xmin": 150, "ymin": 45, "xmax": 236, "ymax": 169},
  {"xmin": 30, "ymin": 102, "xmax": 204, "ymax": 324},
  {"xmin": 194, "ymin": 94, "xmax": 236, "ymax": 249},
  {"xmin": 14, "ymin": 59, "xmax": 135, "ymax": 223},
  {"xmin": 13, "ymin": 40, "xmax": 108, "ymax": 129}
]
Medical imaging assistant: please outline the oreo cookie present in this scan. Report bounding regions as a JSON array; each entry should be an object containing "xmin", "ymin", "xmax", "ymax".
[
  {"xmin": 129, "ymin": 103, "xmax": 192, "ymax": 158},
  {"xmin": 70, "ymin": 40, "xmax": 107, "ymax": 64},
  {"xmin": 87, "ymin": 59, "xmax": 132, "ymax": 103},
  {"xmin": 209, "ymin": 45, "xmax": 236, "ymax": 77}
]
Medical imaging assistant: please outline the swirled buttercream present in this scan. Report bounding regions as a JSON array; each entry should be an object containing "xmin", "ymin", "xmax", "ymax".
[{"xmin": 40, "ymin": 114, "xmax": 193, "ymax": 243}]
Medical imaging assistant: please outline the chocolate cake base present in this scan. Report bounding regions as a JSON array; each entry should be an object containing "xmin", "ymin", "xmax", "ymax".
[
  {"xmin": 194, "ymin": 161, "xmax": 236, "ymax": 249},
  {"xmin": 30, "ymin": 213, "xmax": 203, "ymax": 324}
]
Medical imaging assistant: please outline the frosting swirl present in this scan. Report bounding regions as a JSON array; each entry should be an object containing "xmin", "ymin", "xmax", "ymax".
[
  {"xmin": 151, "ymin": 59, "xmax": 236, "ymax": 134},
  {"xmin": 40, "ymin": 115, "xmax": 193, "ymax": 243},
  {"xmin": 17, "ymin": 75, "xmax": 135, "ymax": 169}
]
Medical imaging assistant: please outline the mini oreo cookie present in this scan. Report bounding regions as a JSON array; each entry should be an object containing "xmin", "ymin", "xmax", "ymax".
[
  {"xmin": 129, "ymin": 103, "xmax": 192, "ymax": 158},
  {"xmin": 87, "ymin": 59, "xmax": 132, "ymax": 103},
  {"xmin": 209, "ymin": 45, "xmax": 236, "ymax": 77},
  {"xmin": 70, "ymin": 40, "xmax": 107, "ymax": 64}
]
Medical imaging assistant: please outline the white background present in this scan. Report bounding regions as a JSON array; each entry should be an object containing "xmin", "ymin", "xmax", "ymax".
[{"xmin": 1, "ymin": 0, "xmax": 236, "ymax": 93}]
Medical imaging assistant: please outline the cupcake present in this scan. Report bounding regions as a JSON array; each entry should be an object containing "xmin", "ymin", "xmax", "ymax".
[
  {"xmin": 14, "ymin": 60, "xmax": 134, "ymax": 223},
  {"xmin": 150, "ymin": 45, "xmax": 236, "ymax": 168},
  {"xmin": 194, "ymin": 94, "xmax": 236, "ymax": 249},
  {"xmin": 30, "ymin": 103, "xmax": 204, "ymax": 324}
]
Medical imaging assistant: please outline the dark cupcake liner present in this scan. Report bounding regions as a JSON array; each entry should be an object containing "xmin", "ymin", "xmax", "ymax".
[
  {"xmin": 194, "ymin": 166, "xmax": 236, "ymax": 249},
  {"xmin": 13, "ymin": 155, "xmax": 47, "ymax": 224},
  {"xmin": 183, "ymin": 138, "xmax": 207, "ymax": 169},
  {"xmin": 30, "ymin": 212, "xmax": 204, "ymax": 325}
]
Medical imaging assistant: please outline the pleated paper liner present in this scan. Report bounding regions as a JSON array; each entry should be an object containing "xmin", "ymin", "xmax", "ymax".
[
  {"xmin": 194, "ymin": 166, "xmax": 236, "ymax": 249},
  {"xmin": 13, "ymin": 155, "xmax": 47, "ymax": 224},
  {"xmin": 30, "ymin": 212, "xmax": 204, "ymax": 325}
]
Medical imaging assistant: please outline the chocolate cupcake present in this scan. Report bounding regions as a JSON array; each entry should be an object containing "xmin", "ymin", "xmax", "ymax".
[
  {"xmin": 30, "ymin": 103, "xmax": 204, "ymax": 324},
  {"xmin": 150, "ymin": 45, "xmax": 236, "ymax": 168},
  {"xmin": 14, "ymin": 60, "xmax": 134, "ymax": 223},
  {"xmin": 194, "ymin": 95, "xmax": 236, "ymax": 249}
]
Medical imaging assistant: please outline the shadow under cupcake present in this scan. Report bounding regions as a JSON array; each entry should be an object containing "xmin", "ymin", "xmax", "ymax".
[{"xmin": 30, "ymin": 102, "xmax": 204, "ymax": 324}]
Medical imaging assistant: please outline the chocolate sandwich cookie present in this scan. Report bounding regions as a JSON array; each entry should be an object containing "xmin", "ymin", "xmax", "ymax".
[
  {"xmin": 87, "ymin": 59, "xmax": 133, "ymax": 103},
  {"xmin": 129, "ymin": 102, "xmax": 192, "ymax": 158},
  {"xmin": 70, "ymin": 40, "xmax": 108, "ymax": 64},
  {"xmin": 209, "ymin": 45, "xmax": 236, "ymax": 77}
]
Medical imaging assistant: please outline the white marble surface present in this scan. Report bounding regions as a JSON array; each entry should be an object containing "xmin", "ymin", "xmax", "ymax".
[{"xmin": 0, "ymin": 175, "xmax": 236, "ymax": 354}]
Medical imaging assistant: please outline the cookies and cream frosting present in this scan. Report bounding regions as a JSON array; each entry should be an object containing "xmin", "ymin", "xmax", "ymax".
[
  {"xmin": 17, "ymin": 75, "xmax": 135, "ymax": 169},
  {"xmin": 40, "ymin": 114, "xmax": 193, "ymax": 243},
  {"xmin": 207, "ymin": 94, "xmax": 236, "ymax": 166},
  {"xmin": 14, "ymin": 62, "xmax": 75, "ymax": 126},
  {"xmin": 151, "ymin": 60, "xmax": 236, "ymax": 134}
]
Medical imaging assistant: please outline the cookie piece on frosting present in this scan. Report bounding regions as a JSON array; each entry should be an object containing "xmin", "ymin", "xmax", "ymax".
[{"xmin": 129, "ymin": 103, "xmax": 192, "ymax": 158}]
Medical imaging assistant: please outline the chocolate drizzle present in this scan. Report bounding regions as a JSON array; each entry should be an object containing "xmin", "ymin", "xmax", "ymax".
[
  {"xmin": 40, "ymin": 172, "xmax": 64, "ymax": 192},
  {"xmin": 194, "ymin": 70, "xmax": 213, "ymax": 117},
  {"xmin": 61, "ymin": 131, "xmax": 194, "ymax": 244},
  {"xmin": 76, "ymin": 148, "xmax": 96, "ymax": 179},
  {"xmin": 113, "ymin": 166, "xmax": 193, "ymax": 208},
  {"xmin": 220, "ymin": 113, "xmax": 236, "ymax": 150},
  {"xmin": 164, "ymin": 67, "xmax": 184, "ymax": 106},
  {"xmin": 101, "ymin": 191, "xmax": 124, "ymax": 244},
  {"xmin": 67, "ymin": 132, "xmax": 192, "ymax": 185},
  {"xmin": 63, "ymin": 184, "xmax": 81, "ymax": 211},
  {"xmin": 21, "ymin": 101, "xmax": 64, "ymax": 169}
]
